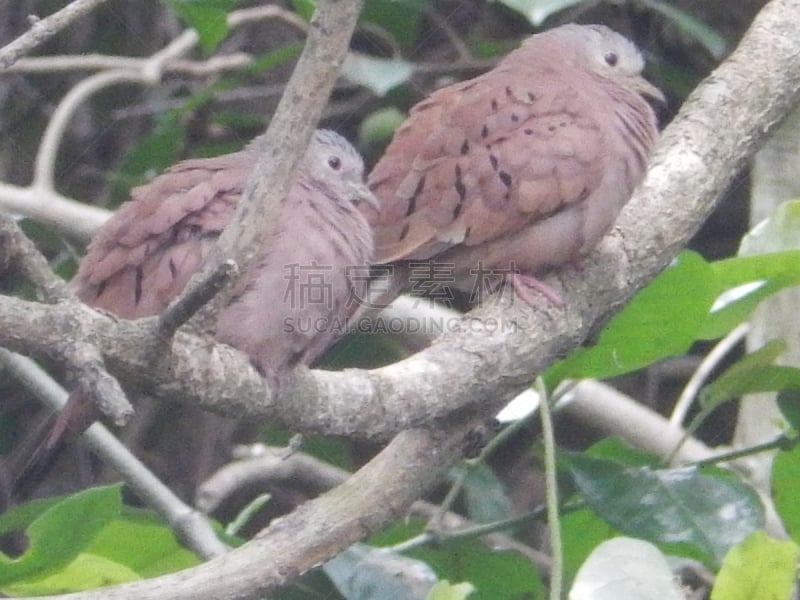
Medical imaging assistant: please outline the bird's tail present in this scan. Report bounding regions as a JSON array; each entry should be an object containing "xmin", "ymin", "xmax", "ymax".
[{"xmin": 0, "ymin": 388, "xmax": 98, "ymax": 506}]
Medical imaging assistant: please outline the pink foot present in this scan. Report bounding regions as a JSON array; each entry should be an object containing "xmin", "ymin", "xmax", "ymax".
[{"xmin": 509, "ymin": 273, "xmax": 564, "ymax": 307}]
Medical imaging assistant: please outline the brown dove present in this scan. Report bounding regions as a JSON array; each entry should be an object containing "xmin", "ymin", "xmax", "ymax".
[
  {"xmin": 76, "ymin": 129, "xmax": 375, "ymax": 382},
  {"xmin": 7, "ymin": 130, "xmax": 375, "ymax": 489},
  {"xmin": 368, "ymin": 24, "xmax": 662, "ymax": 303}
]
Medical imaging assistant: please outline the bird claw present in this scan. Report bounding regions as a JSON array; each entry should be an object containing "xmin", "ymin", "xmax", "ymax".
[{"xmin": 508, "ymin": 273, "xmax": 564, "ymax": 307}]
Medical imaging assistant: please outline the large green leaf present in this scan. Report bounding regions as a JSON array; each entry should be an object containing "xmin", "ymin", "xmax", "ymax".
[
  {"xmin": 545, "ymin": 247, "xmax": 800, "ymax": 387},
  {"xmin": 324, "ymin": 544, "xmax": 437, "ymax": 600},
  {"xmin": 545, "ymin": 251, "xmax": 717, "ymax": 385},
  {"xmin": 740, "ymin": 199, "xmax": 800, "ymax": 255},
  {"xmin": 0, "ymin": 490, "xmax": 201, "ymax": 595},
  {"xmin": 411, "ymin": 539, "xmax": 543, "ymax": 600},
  {"xmin": 0, "ymin": 485, "xmax": 122, "ymax": 587},
  {"xmin": 361, "ymin": 0, "xmax": 424, "ymax": 54},
  {"xmin": 710, "ymin": 531, "xmax": 799, "ymax": 600},
  {"xmin": 777, "ymin": 389, "xmax": 800, "ymax": 433},
  {"xmin": 701, "ymin": 250, "xmax": 800, "ymax": 339},
  {"xmin": 461, "ymin": 463, "xmax": 514, "ymax": 525},
  {"xmin": 564, "ymin": 454, "xmax": 764, "ymax": 566},
  {"xmin": 560, "ymin": 507, "xmax": 615, "ymax": 583},
  {"xmin": 4, "ymin": 553, "xmax": 139, "ymax": 595},
  {"xmin": 83, "ymin": 507, "xmax": 199, "ymax": 577}
]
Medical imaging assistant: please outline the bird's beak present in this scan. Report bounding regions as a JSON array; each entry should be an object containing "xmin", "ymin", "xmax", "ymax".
[
  {"xmin": 352, "ymin": 181, "xmax": 380, "ymax": 212},
  {"xmin": 633, "ymin": 76, "xmax": 667, "ymax": 109}
]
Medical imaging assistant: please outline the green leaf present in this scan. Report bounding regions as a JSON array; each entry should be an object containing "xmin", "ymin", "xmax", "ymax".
[
  {"xmin": 698, "ymin": 339, "xmax": 796, "ymax": 408},
  {"xmin": 545, "ymin": 251, "xmax": 717, "ymax": 386},
  {"xmin": 701, "ymin": 250, "xmax": 800, "ymax": 339},
  {"xmin": 361, "ymin": 1, "xmax": 424, "ymax": 53},
  {"xmin": 740, "ymin": 199, "xmax": 800, "ymax": 255},
  {"xmin": 777, "ymin": 389, "xmax": 800, "ymax": 433},
  {"xmin": 426, "ymin": 580, "xmax": 475, "ymax": 600},
  {"xmin": 564, "ymin": 454, "xmax": 764, "ymax": 566},
  {"xmin": 0, "ymin": 485, "xmax": 122, "ymax": 586},
  {"xmin": 410, "ymin": 539, "xmax": 543, "ymax": 600},
  {"xmin": 83, "ymin": 507, "xmax": 199, "ymax": 577},
  {"xmin": 771, "ymin": 437, "xmax": 800, "ymax": 544},
  {"xmin": 704, "ymin": 199, "xmax": 800, "ymax": 337},
  {"xmin": 0, "ymin": 494, "xmax": 201, "ymax": 595},
  {"xmin": 560, "ymin": 507, "xmax": 615, "ymax": 582},
  {"xmin": 0, "ymin": 495, "xmax": 66, "ymax": 536},
  {"xmin": 368, "ymin": 518, "xmax": 427, "ymax": 547},
  {"xmin": 585, "ymin": 437, "xmax": 659, "ymax": 467},
  {"xmin": 671, "ymin": 341, "xmax": 800, "ymax": 456},
  {"xmin": 559, "ymin": 438, "xmax": 660, "ymax": 580},
  {"xmin": 3, "ymin": 553, "xmax": 139, "ymax": 596},
  {"xmin": 289, "ymin": 0, "xmax": 315, "ymax": 21},
  {"xmin": 167, "ymin": 0, "xmax": 235, "ymax": 53},
  {"xmin": 710, "ymin": 531, "xmax": 799, "ymax": 600},
  {"xmin": 462, "ymin": 464, "xmax": 514, "ymax": 524},
  {"xmin": 497, "ymin": 0, "xmax": 586, "ymax": 26},
  {"xmin": 569, "ymin": 537, "xmax": 685, "ymax": 600},
  {"xmin": 324, "ymin": 544, "xmax": 437, "ymax": 600},
  {"xmin": 368, "ymin": 520, "xmax": 541, "ymax": 600}
]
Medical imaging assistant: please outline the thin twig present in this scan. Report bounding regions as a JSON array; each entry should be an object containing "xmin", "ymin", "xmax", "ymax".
[
  {"xmin": 0, "ymin": 0, "xmax": 113, "ymax": 69},
  {"xmin": 536, "ymin": 378, "xmax": 562, "ymax": 600},
  {"xmin": 157, "ymin": 260, "xmax": 239, "ymax": 340},
  {"xmin": 0, "ymin": 212, "xmax": 71, "ymax": 302},
  {"xmin": 689, "ymin": 434, "xmax": 797, "ymax": 469},
  {"xmin": 0, "ymin": 182, "xmax": 110, "ymax": 241}
]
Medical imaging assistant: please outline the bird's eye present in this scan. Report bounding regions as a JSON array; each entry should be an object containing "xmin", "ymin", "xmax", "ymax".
[
  {"xmin": 604, "ymin": 52, "xmax": 618, "ymax": 67},
  {"xmin": 327, "ymin": 156, "xmax": 342, "ymax": 170}
]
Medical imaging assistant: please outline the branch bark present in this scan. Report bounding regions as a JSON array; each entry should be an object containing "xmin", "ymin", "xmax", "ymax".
[{"xmin": 0, "ymin": 0, "xmax": 112, "ymax": 69}]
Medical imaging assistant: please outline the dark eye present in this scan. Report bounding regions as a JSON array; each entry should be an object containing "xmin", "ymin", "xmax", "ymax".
[
  {"xmin": 604, "ymin": 52, "xmax": 618, "ymax": 67},
  {"xmin": 327, "ymin": 156, "xmax": 342, "ymax": 170}
]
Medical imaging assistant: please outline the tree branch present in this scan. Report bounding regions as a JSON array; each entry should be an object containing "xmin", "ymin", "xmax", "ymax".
[
  {"xmin": 186, "ymin": 0, "xmax": 365, "ymax": 319},
  {"xmin": 0, "ymin": 0, "xmax": 112, "ymax": 69}
]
